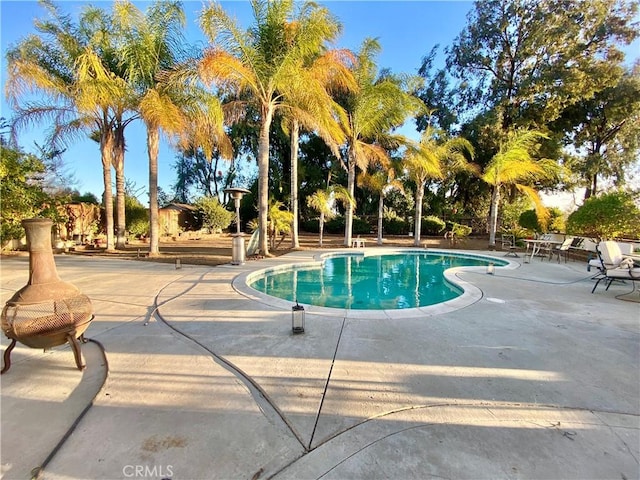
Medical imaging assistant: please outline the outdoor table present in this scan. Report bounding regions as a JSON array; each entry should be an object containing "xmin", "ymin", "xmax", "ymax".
[{"xmin": 524, "ymin": 239, "xmax": 563, "ymax": 263}]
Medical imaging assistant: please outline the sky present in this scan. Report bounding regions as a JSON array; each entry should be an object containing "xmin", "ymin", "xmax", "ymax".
[
  {"xmin": 0, "ymin": 0, "xmax": 473, "ymax": 202},
  {"xmin": 1, "ymin": 1, "xmax": 638, "ymax": 211}
]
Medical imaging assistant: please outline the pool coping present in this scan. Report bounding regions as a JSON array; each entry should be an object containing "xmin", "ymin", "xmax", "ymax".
[{"xmin": 232, "ymin": 248, "xmax": 520, "ymax": 319}]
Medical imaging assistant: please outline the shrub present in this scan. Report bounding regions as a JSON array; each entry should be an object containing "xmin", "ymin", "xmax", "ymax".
[
  {"xmin": 383, "ymin": 218, "xmax": 410, "ymax": 235},
  {"xmin": 518, "ymin": 209, "xmax": 540, "ymax": 232},
  {"xmin": 301, "ymin": 219, "xmax": 320, "ymax": 233},
  {"xmin": 421, "ymin": 215, "xmax": 446, "ymax": 235},
  {"xmin": 194, "ymin": 196, "xmax": 233, "ymax": 233},
  {"xmin": 450, "ymin": 222, "xmax": 472, "ymax": 238},
  {"xmin": 325, "ymin": 216, "xmax": 371, "ymax": 235},
  {"xmin": 125, "ymin": 195, "xmax": 149, "ymax": 237},
  {"xmin": 567, "ymin": 191, "xmax": 640, "ymax": 239},
  {"xmin": 518, "ymin": 207, "xmax": 565, "ymax": 233},
  {"xmin": 352, "ymin": 217, "xmax": 372, "ymax": 234},
  {"xmin": 325, "ymin": 216, "xmax": 345, "ymax": 234}
]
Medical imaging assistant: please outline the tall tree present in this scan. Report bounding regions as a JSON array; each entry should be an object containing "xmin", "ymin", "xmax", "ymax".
[
  {"xmin": 115, "ymin": 0, "xmax": 231, "ymax": 256},
  {"xmin": 481, "ymin": 129, "xmax": 559, "ymax": 246},
  {"xmin": 337, "ymin": 38, "xmax": 424, "ymax": 247},
  {"xmin": 306, "ymin": 185, "xmax": 353, "ymax": 247},
  {"xmin": 196, "ymin": 0, "xmax": 349, "ymax": 256},
  {"xmin": 6, "ymin": 0, "xmax": 137, "ymax": 251},
  {"xmin": 114, "ymin": 1, "xmax": 185, "ymax": 256},
  {"xmin": 447, "ymin": 0, "xmax": 638, "ymax": 130},
  {"xmin": 283, "ymin": 47, "xmax": 355, "ymax": 249},
  {"xmin": 358, "ymin": 162, "xmax": 404, "ymax": 246},
  {"xmin": 554, "ymin": 64, "xmax": 640, "ymax": 199},
  {"xmin": 405, "ymin": 125, "xmax": 475, "ymax": 246}
]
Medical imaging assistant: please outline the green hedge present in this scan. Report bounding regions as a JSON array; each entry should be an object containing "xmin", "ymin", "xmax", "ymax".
[
  {"xmin": 421, "ymin": 215, "xmax": 446, "ymax": 235},
  {"xmin": 383, "ymin": 218, "xmax": 411, "ymax": 235},
  {"xmin": 325, "ymin": 216, "xmax": 371, "ymax": 234},
  {"xmin": 301, "ymin": 218, "xmax": 320, "ymax": 233}
]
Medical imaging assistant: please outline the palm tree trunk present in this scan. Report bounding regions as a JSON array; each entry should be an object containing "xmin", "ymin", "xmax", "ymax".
[
  {"xmin": 414, "ymin": 185, "xmax": 424, "ymax": 247},
  {"xmin": 258, "ymin": 104, "xmax": 274, "ymax": 256},
  {"xmin": 290, "ymin": 118, "xmax": 300, "ymax": 249},
  {"xmin": 377, "ymin": 192, "xmax": 384, "ymax": 246},
  {"xmin": 113, "ymin": 126, "xmax": 127, "ymax": 250},
  {"xmin": 100, "ymin": 129, "xmax": 115, "ymax": 251},
  {"xmin": 488, "ymin": 185, "xmax": 500, "ymax": 247},
  {"xmin": 319, "ymin": 212, "xmax": 325, "ymax": 247},
  {"xmin": 147, "ymin": 125, "xmax": 160, "ymax": 257},
  {"xmin": 344, "ymin": 149, "xmax": 356, "ymax": 246}
]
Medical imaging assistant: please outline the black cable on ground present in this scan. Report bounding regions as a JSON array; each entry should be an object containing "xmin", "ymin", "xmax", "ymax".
[
  {"xmin": 31, "ymin": 338, "xmax": 109, "ymax": 480},
  {"xmin": 150, "ymin": 273, "xmax": 308, "ymax": 450}
]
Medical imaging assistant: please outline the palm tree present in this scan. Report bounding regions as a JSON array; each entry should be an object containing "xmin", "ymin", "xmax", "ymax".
[
  {"xmin": 6, "ymin": 1, "xmax": 136, "ymax": 251},
  {"xmin": 115, "ymin": 1, "xmax": 232, "ymax": 257},
  {"xmin": 337, "ymin": 38, "xmax": 424, "ymax": 247},
  {"xmin": 405, "ymin": 126, "xmax": 475, "ymax": 246},
  {"xmin": 283, "ymin": 48, "xmax": 355, "ymax": 249},
  {"xmin": 481, "ymin": 128, "xmax": 558, "ymax": 247},
  {"xmin": 307, "ymin": 185, "xmax": 354, "ymax": 247},
  {"xmin": 267, "ymin": 200, "xmax": 294, "ymax": 250},
  {"xmin": 114, "ymin": 1, "xmax": 191, "ymax": 256},
  {"xmin": 358, "ymin": 163, "xmax": 404, "ymax": 245},
  {"xmin": 197, "ymin": 0, "xmax": 349, "ymax": 256}
]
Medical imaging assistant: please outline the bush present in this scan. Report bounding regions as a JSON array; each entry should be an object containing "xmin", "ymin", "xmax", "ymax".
[
  {"xmin": 518, "ymin": 209, "xmax": 540, "ymax": 232},
  {"xmin": 353, "ymin": 217, "xmax": 372, "ymax": 234},
  {"xmin": 449, "ymin": 222, "xmax": 472, "ymax": 238},
  {"xmin": 383, "ymin": 218, "xmax": 410, "ymax": 235},
  {"xmin": 125, "ymin": 195, "xmax": 149, "ymax": 237},
  {"xmin": 325, "ymin": 216, "xmax": 345, "ymax": 234},
  {"xmin": 325, "ymin": 216, "xmax": 371, "ymax": 235},
  {"xmin": 421, "ymin": 215, "xmax": 446, "ymax": 235},
  {"xmin": 301, "ymin": 218, "xmax": 320, "ymax": 233},
  {"xmin": 518, "ymin": 207, "xmax": 565, "ymax": 233},
  {"xmin": 567, "ymin": 191, "xmax": 640, "ymax": 239},
  {"xmin": 194, "ymin": 196, "xmax": 233, "ymax": 233}
]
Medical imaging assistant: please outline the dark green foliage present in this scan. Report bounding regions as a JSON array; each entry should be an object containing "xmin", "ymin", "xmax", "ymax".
[
  {"xmin": 326, "ymin": 216, "xmax": 371, "ymax": 235},
  {"xmin": 421, "ymin": 215, "xmax": 446, "ymax": 235},
  {"xmin": 566, "ymin": 191, "xmax": 640, "ymax": 239},
  {"xmin": 72, "ymin": 191, "xmax": 100, "ymax": 204},
  {"xmin": 300, "ymin": 218, "xmax": 320, "ymax": 234},
  {"xmin": 518, "ymin": 210, "xmax": 540, "ymax": 232},
  {"xmin": 448, "ymin": 0, "xmax": 638, "ymax": 130},
  {"xmin": 519, "ymin": 207, "xmax": 565, "ymax": 233},
  {"xmin": 383, "ymin": 218, "xmax": 410, "ymax": 235}
]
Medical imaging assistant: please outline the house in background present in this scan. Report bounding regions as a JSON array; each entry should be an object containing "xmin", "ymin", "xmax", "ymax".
[
  {"xmin": 60, "ymin": 202, "xmax": 102, "ymax": 243},
  {"xmin": 159, "ymin": 203, "xmax": 201, "ymax": 237}
]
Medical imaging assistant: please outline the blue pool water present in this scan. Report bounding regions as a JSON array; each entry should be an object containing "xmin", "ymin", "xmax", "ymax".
[{"xmin": 249, "ymin": 251, "xmax": 507, "ymax": 310}]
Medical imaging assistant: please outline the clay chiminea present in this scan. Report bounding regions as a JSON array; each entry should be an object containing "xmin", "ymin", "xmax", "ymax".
[{"xmin": 1, "ymin": 218, "xmax": 93, "ymax": 373}]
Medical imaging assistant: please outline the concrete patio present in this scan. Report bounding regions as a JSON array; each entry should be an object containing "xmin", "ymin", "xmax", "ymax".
[{"xmin": 1, "ymin": 249, "xmax": 638, "ymax": 480}]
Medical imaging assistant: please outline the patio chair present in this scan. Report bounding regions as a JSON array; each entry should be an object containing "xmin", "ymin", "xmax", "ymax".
[
  {"xmin": 501, "ymin": 234, "xmax": 518, "ymax": 257},
  {"xmin": 553, "ymin": 237, "xmax": 574, "ymax": 263},
  {"xmin": 591, "ymin": 258, "xmax": 640, "ymax": 293},
  {"xmin": 588, "ymin": 241, "xmax": 626, "ymax": 273}
]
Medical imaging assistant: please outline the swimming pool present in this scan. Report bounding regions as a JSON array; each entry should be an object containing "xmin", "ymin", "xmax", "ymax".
[{"xmin": 247, "ymin": 250, "xmax": 508, "ymax": 310}]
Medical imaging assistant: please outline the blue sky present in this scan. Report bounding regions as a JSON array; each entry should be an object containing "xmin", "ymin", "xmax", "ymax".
[
  {"xmin": 1, "ymin": 1, "xmax": 638, "ymax": 209},
  {"xmin": 0, "ymin": 0, "xmax": 473, "ymax": 202}
]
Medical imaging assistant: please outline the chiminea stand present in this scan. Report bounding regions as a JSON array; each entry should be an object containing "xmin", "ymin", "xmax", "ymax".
[{"xmin": 1, "ymin": 218, "xmax": 93, "ymax": 374}]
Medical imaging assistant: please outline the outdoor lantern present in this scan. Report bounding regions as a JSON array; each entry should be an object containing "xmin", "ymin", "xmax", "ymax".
[
  {"xmin": 486, "ymin": 262, "xmax": 495, "ymax": 275},
  {"xmin": 292, "ymin": 302, "xmax": 305, "ymax": 334}
]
